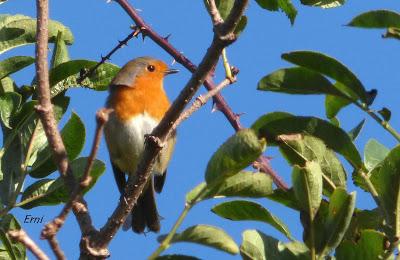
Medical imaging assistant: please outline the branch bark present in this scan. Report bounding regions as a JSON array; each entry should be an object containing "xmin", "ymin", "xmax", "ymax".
[
  {"xmin": 83, "ymin": 1, "xmax": 250, "ymax": 256},
  {"xmin": 8, "ymin": 229, "xmax": 49, "ymax": 260}
]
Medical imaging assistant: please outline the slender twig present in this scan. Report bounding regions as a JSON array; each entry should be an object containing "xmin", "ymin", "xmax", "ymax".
[
  {"xmin": 77, "ymin": 27, "xmax": 141, "ymax": 84},
  {"xmin": 114, "ymin": 0, "xmax": 285, "ymax": 189},
  {"xmin": 172, "ymin": 76, "xmax": 236, "ymax": 132},
  {"xmin": 82, "ymin": 1, "xmax": 249, "ymax": 257},
  {"xmin": 255, "ymin": 156, "xmax": 288, "ymax": 190},
  {"xmin": 221, "ymin": 49, "xmax": 233, "ymax": 80},
  {"xmin": 205, "ymin": 0, "xmax": 223, "ymax": 26},
  {"xmin": 47, "ymin": 236, "xmax": 66, "ymax": 260},
  {"xmin": 8, "ymin": 229, "xmax": 50, "ymax": 260},
  {"xmin": 35, "ymin": 0, "xmax": 98, "ymax": 255}
]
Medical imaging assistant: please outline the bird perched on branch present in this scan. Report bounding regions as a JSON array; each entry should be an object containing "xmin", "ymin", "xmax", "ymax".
[{"xmin": 104, "ymin": 57, "xmax": 178, "ymax": 233}]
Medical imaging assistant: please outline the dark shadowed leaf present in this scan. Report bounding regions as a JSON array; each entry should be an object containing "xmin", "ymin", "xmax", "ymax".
[
  {"xmin": 234, "ymin": 16, "xmax": 247, "ymax": 36},
  {"xmin": 325, "ymin": 93, "xmax": 351, "ymax": 119},
  {"xmin": 348, "ymin": 10, "xmax": 400, "ymax": 28},
  {"xmin": 252, "ymin": 112, "xmax": 362, "ymax": 169},
  {"xmin": 158, "ymin": 225, "xmax": 239, "ymax": 255},
  {"xmin": 258, "ymin": 67, "xmax": 344, "ymax": 96},
  {"xmin": 0, "ymin": 214, "xmax": 26, "ymax": 260},
  {"xmin": 19, "ymin": 157, "xmax": 105, "ymax": 209},
  {"xmin": 345, "ymin": 208, "xmax": 384, "ymax": 240},
  {"xmin": 369, "ymin": 145, "xmax": 400, "ymax": 231},
  {"xmin": 186, "ymin": 171, "xmax": 273, "ymax": 204},
  {"xmin": 292, "ymin": 161, "xmax": 323, "ymax": 219},
  {"xmin": 300, "ymin": 0, "xmax": 344, "ymax": 8},
  {"xmin": 348, "ymin": 119, "xmax": 365, "ymax": 141},
  {"xmin": 335, "ymin": 230, "xmax": 388, "ymax": 260},
  {"xmin": 240, "ymin": 230, "xmax": 309, "ymax": 259},
  {"xmin": 0, "ymin": 14, "xmax": 73, "ymax": 54},
  {"xmin": 0, "ymin": 92, "xmax": 21, "ymax": 129},
  {"xmin": 384, "ymin": 27, "xmax": 400, "ymax": 40},
  {"xmin": 378, "ymin": 107, "xmax": 391, "ymax": 122},
  {"xmin": 212, "ymin": 200, "xmax": 292, "ymax": 239},
  {"xmin": 29, "ymin": 112, "xmax": 85, "ymax": 178},
  {"xmin": 364, "ymin": 139, "xmax": 389, "ymax": 172},
  {"xmin": 205, "ymin": 129, "xmax": 265, "ymax": 184},
  {"xmin": 282, "ymin": 51, "xmax": 367, "ymax": 103},
  {"xmin": 266, "ymin": 188, "xmax": 300, "ymax": 210},
  {"xmin": 0, "ymin": 56, "xmax": 35, "ymax": 79}
]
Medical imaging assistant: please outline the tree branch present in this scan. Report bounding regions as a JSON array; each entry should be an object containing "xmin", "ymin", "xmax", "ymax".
[
  {"xmin": 8, "ymin": 229, "xmax": 49, "ymax": 260},
  {"xmin": 35, "ymin": 0, "xmax": 98, "ymax": 251},
  {"xmin": 83, "ymin": 1, "xmax": 250, "ymax": 256}
]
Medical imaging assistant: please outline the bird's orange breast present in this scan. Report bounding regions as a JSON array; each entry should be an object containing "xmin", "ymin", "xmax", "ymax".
[{"xmin": 108, "ymin": 76, "xmax": 171, "ymax": 122}]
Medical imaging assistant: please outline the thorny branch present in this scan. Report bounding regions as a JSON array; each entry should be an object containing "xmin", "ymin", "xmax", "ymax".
[
  {"xmin": 8, "ymin": 229, "xmax": 50, "ymax": 260},
  {"xmin": 113, "ymin": 0, "xmax": 288, "ymax": 190},
  {"xmin": 80, "ymin": 0, "xmax": 250, "ymax": 257}
]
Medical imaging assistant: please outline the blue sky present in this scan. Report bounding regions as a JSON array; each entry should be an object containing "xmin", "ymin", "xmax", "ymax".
[{"xmin": 2, "ymin": 0, "xmax": 400, "ymax": 259}]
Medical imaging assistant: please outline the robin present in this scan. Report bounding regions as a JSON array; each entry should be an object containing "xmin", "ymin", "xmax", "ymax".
[{"xmin": 103, "ymin": 57, "xmax": 178, "ymax": 233}]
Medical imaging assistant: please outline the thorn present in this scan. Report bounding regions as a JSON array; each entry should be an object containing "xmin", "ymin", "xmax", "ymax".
[
  {"xmin": 163, "ymin": 33, "xmax": 171, "ymax": 41},
  {"xmin": 211, "ymin": 101, "xmax": 219, "ymax": 113},
  {"xmin": 135, "ymin": 8, "xmax": 143, "ymax": 12},
  {"xmin": 171, "ymin": 59, "xmax": 176, "ymax": 65},
  {"xmin": 106, "ymin": 0, "xmax": 112, "ymax": 3},
  {"xmin": 235, "ymin": 112, "xmax": 245, "ymax": 118}
]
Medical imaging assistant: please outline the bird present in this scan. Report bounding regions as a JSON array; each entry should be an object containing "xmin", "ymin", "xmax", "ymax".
[{"xmin": 103, "ymin": 56, "xmax": 178, "ymax": 233}]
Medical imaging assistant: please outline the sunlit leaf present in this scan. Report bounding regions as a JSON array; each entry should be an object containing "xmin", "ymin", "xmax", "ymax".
[
  {"xmin": 300, "ymin": 0, "xmax": 344, "ymax": 8},
  {"xmin": 325, "ymin": 93, "xmax": 351, "ymax": 119},
  {"xmin": 255, "ymin": 0, "xmax": 297, "ymax": 25},
  {"xmin": 0, "ymin": 56, "xmax": 34, "ymax": 79},
  {"xmin": 364, "ymin": 139, "xmax": 389, "ymax": 172},
  {"xmin": 348, "ymin": 119, "xmax": 365, "ymax": 141},
  {"xmin": 348, "ymin": 10, "xmax": 400, "ymax": 28}
]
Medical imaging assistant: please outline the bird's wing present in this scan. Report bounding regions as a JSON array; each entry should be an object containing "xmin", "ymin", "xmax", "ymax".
[{"xmin": 111, "ymin": 162, "xmax": 127, "ymax": 194}]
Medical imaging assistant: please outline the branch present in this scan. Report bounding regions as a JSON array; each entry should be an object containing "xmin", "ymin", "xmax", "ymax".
[
  {"xmin": 205, "ymin": 0, "xmax": 223, "ymax": 26},
  {"xmin": 35, "ymin": 0, "xmax": 97, "ymax": 249},
  {"xmin": 83, "ymin": 1, "xmax": 249, "ymax": 256},
  {"xmin": 114, "ymin": 0, "xmax": 288, "ymax": 189},
  {"xmin": 47, "ymin": 236, "xmax": 66, "ymax": 260},
  {"xmin": 8, "ymin": 229, "xmax": 49, "ymax": 260}
]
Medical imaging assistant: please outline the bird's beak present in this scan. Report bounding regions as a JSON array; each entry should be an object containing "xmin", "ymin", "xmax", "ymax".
[{"xmin": 164, "ymin": 68, "xmax": 179, "ymax": 75}]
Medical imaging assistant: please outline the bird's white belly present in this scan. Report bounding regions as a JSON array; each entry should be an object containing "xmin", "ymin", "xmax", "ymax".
[{"xmin": 104, "ymin": 113, "xmax": 158, "ymax": 174}]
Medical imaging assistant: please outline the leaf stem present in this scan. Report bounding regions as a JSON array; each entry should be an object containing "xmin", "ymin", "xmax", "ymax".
[
  {"xmin": 356, "ymin": 103, "xmax": 400, "ymax": 142},
  {"xmin": 222, "ymin": 48, "xmax": 233, "ymax": 80}
]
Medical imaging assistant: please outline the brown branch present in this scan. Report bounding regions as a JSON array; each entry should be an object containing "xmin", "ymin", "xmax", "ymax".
[
  {"xmin": 255, "ymin": 156, "xmax": 288, "ymax": 190},
  {"xmin": 35, "ymin": 0, "xmax": 98, "ymax": 256},
  {"xmin": 8, "ymin": 229, "xmax": 49, "ymax": 260},
  {"xmin": 47, "ymin": 236, "xmax": 66, "ymax": 260},
  {"xmin": 114, "ymin": 0, "xmax": 288, "ymax": 189},
  {"xmin": 80, "ymin": 1, "xmax": 249, "ymax": 257},
  {"xmin": 77, "ymin": 27, "xmax": 141, "ymax": 84},
  {"xmin": 205, "ymin": 0, "xmax": 224, "ymax": 26}
]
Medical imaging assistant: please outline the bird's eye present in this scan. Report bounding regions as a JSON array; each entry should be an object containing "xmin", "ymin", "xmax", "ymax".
[{"xmin": 147, "ymin": 65, "xmax": 155, "ymax": 72}]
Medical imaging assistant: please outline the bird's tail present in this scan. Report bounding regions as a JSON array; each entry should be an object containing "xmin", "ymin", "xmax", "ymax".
[{"xmin": 127, "ymin": 179, "xmax": 160, "ymax": 233}]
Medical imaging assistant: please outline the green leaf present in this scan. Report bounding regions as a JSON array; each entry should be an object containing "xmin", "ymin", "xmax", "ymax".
[
  {"xmin": 215, "ymin": 0, "xmax": 234, "ymax": 19},
  {"xmin": 282, "ymin": 51, "xmax": 367, "ymax": 103},
  {"xmin": 50, "ymin": 31, "xmax": 70, "ymax": 69},
  {"xmin": 240, "ymin": 230, "xmax": 309, "ymax": 259},
  {"xmin": 252, "ymin": 112, "xmax": 363, "ymax": 169},
  {"xmin": 29, "ymin": 112, "xmax": 85, "ymax": 178},
  {"xmin": 292, "ymin": 161, "xmax": 323, "ymax": 220},
  {"xmin": 255, "ymin": 0, "xmax": 297, "ymax": 25},
  {"xmin": 325, "ymin": 93, "xmax": 351, "ymax": 119},
  {"xmin": 300, "ymin": 0, "xmax": 344, "ymax": 8},
  {"xmin": 279, "ymin": 134, "xmax": 346, "ymax": 194},
  {"xmin": 370, "ymin": 145, "xmax": 400, "ymax": 232},
  {"xmin": 158, "ymin": 225, "xmax": 239, "ymax": 255},
  {"xmin": 348, "ymin": 10, "xmax": 400, "ymax": 28},
  {"xmin": 0, "ymin": 56, "xmax": 35, "ymax": 80},
  {"xmin": 205, "ymin": 129, "xmax": 266, "ymax": 184},
  {"xmin": 49, "ymin": 60, "xmax": 119, "ymax": 95},
  {"xmin": 0, "ymin": 77, "xmax": 17, "ymax": 94},
  {"xmin": 186, "ymin": 171, "xmax": 273, "ymax": 205},
  {"xmin": 364, "ymin": 139, "xmax": 389, "ymax": 172},
  {"xmin": 0, "ymin": 92, "xmax": 21, "ymax": 129},
  {"xmin": 266, "ymin": 188, "xmax": 300, "ymax": 210},
  {"xmin": 384, "ymin": 27, "xmax": 400, "ymax": 40},
  {"xmin": 212, "ymin": 200, "xmax": 292, "ymax": 239},
  {"xmin": 0, "ymin": 215, "xmax": 26, "ymax": 260},
  {"xmin": 258, "ymin": 67, "xmax": 345, "ymax": 97},
  {"xmin": 378, "ymin": 107, "xmax": 391, "ymax": 122},
  {"xmin": 345, "ymin": 208, "xmax": 384, "ymax": 240},
  {"xmin": 318, "ymin": 188, "xmax": 356, "ymax": 256},
  {"xmin": 234, "ymin": 16, "xmax": 247, "ymax": 36},
  {"xmin": 0, "ymin": 14, "xmax": 74, "ymax": 54},
  {"xmin": 347, "ymin": 119, "xmax": 365, "ymax": 141},
  {"xmin": 335, "ymin": 230, "xmax": 388, "ymax": 260},
  {"xmin": 19, "ymin": 157, "xmax": 105, "ymax": 209},
  {"xmin": 156, "ymin": 255, "xmax": 201, "ymax": 260}
]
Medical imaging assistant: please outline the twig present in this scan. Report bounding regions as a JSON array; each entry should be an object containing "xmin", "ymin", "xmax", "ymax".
[
  {"xmin": 41, "ymin": 108, "xmax": 112, "ymax": 242},
  {"xmin": 205, "ymin": 0, "xmax": 223, "ymax": 26},
  {"xmin": 77, "ymin": 27, "xmax": 141, "ymax": 84},
  {"xmin": 8, "ymin": 229, "xmax": 50, "ymax": 260},
  {"xmin": 47, "ymin": 236, "xmax": 66, "ymax": 260},
  {"xmin": 35, "ymin": 0, "xmax": 98, "ymax": 255},
  {"xmin": 255, "ymin": 156, "xmax": 288, "ymax": 190},
  {"xmin": 82, "ymin": 1, "xmax": 249, "ymax": 257},
  {"xmin": 172, "ymin": 75, "xmax": 237, "ymax": 132},
  {"xmin": 114, "ymin": 0, "xmax": 286, "ymax": 189}
]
